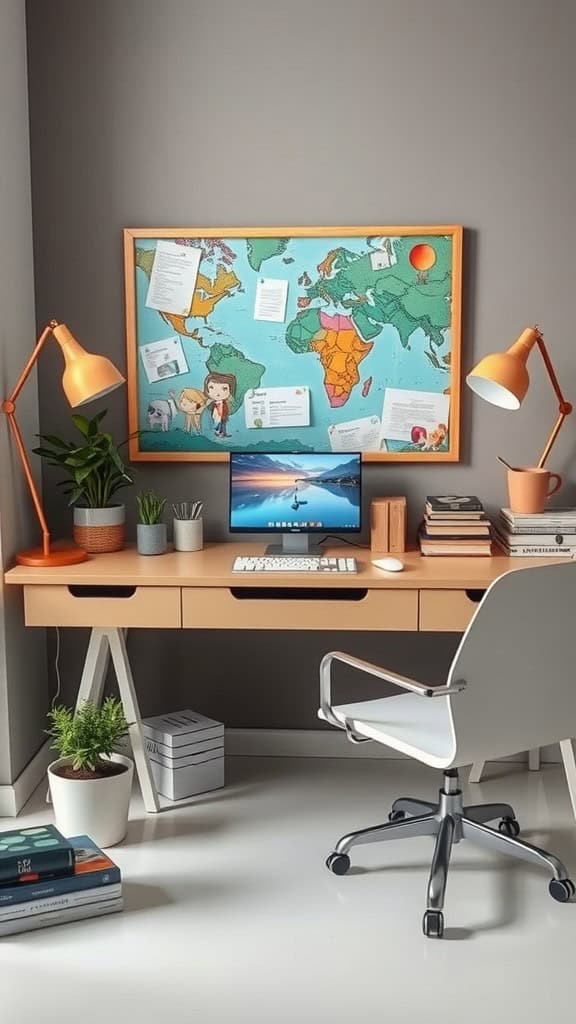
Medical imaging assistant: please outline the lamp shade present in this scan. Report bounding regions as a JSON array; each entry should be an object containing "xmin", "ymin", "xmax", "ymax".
[
  {"xmin": 465, "ymin": 328, "xmax": 538, "ymax": 411},
  {"xmin": 52, "ymin": 322, "xmax": 125, "ymax": 407}
]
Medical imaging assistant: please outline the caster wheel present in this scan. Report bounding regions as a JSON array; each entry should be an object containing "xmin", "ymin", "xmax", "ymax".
[
  {"xmin": 326, "ymin": 852, "xmax": 350, "ymax": 876},
  {"xmin": 422, "ymin": 910, "xmax": 444, "ymax": 938},
  {"xmin": 388, "ymin": 809, "xmax": 406, "ymax": 822},
  {"xmin": 549, "ymin": 878, "xmax": 575, "ymax": 903},
  {"xmin": 498, "ymin": 816, "xmax": 520, "ymax": 838}
]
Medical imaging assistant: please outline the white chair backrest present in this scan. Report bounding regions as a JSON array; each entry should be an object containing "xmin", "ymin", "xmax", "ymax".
[{"xmin": 447, "ymin": 562, "xmax": 576, "ymax": 767}]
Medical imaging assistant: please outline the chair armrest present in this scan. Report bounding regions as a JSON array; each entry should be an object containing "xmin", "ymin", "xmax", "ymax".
[{"xmin": 319, "ymin": 650, "xmax": 465, "ymax": 730}]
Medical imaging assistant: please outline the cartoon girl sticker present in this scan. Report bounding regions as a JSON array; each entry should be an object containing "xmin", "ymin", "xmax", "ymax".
[
  {"xmin": 171, "ymin": 387, "xmax": 207, "ymax": 433},
  {"xmin": 204, "ymin": 372, "xmax": 236, "ymax": 439}
]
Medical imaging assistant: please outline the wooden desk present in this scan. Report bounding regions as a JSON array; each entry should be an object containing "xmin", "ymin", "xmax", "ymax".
[{"xmin": 5, "ymin": 544, "xmax": 563, "ymax": 811}]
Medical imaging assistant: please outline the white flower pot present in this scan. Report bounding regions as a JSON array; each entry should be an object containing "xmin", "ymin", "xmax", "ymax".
[{"xmin": 48, "ymin": 753, "xmax": 134, "ymax": 848}]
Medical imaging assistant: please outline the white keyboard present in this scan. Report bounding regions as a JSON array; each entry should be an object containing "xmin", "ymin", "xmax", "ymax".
[{"xmin": 232, "ymin": 555, "xmax": 357, "ymax": 574}]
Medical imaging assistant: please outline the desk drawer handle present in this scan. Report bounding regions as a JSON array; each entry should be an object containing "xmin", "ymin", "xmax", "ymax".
[
  {"xmin": 229, "ymin": 587, "xmax": 368, "ymax": 602},
  {"xmin": 465, "ymin": 589, "xmax": 486, "ymax": 603},
  {"xmin": 67, "ymin": 586, "xmax": 137, "ymax": 599}
]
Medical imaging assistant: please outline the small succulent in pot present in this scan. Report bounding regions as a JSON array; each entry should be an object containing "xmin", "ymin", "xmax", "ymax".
[{"xmin": 136, "ymin": 490, "xmax": 167, "ymax": 555}]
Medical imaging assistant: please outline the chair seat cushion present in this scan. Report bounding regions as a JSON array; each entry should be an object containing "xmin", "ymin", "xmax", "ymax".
[{"xmin": 319, "ymin": 692, "xmax": 456, "ymax": 768}]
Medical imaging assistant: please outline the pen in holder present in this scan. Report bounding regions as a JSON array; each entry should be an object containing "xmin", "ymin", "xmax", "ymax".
[{"xmin": 173, "ymin": 500, "xmax": 204, "ymax": 552}]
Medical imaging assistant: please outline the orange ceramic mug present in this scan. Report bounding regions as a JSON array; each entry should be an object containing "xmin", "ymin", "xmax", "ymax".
[{"xmin": 507, "ymin": 467, "xmax": 562, "ymax": 514}]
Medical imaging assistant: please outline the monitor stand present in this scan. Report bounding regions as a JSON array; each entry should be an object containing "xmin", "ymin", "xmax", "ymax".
[{"xmin": 265, "ymin": 533, "xmax": 322, "ymax": 555}]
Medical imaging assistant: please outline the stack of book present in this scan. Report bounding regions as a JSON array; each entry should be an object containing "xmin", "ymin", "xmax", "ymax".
[
  {"xmin": 419, "ymin": 495, "xmax": 492, "ymax": 556},
  {"xmin": 495, "ymin": 507, "xmax": 576, "ymax": 557},
  {"xmin": 0, "ymin": 825, "xmax": 122, "ymax": 937}
]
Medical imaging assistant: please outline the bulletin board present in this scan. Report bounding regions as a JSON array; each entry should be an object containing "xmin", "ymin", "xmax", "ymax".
[{"xmin": 123, "ymin": 226, "xmax": 463, "ymax": 462}]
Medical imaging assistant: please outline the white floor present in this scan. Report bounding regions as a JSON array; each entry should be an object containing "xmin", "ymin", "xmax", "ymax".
[{"xmin": 1, "ymin": 757, "xmax": 575, "ymax": 1023}]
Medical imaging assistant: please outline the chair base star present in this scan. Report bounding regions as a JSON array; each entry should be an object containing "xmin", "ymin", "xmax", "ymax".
[{"xmin": 325, "ymin": 769, "xmax": 574, "ymax": 939}]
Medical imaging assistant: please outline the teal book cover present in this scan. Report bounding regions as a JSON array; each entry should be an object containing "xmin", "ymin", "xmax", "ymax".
[
  {"xmin": 0, "ymin": 835, "xmax": 120, "ymax": 907},
  {"xmin": 0, "ymin": 825, "xmax": 75, "ymax": 886}
]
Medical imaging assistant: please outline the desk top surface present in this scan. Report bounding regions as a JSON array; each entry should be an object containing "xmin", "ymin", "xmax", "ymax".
[{"xmin": 3, "ymin": 543, "xmax": 566, "ymax": 590}]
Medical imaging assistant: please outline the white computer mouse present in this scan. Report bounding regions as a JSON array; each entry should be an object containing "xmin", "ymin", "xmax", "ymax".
[{"xmin": 372, "ymin": 556, "xmax": 405, "ymax": 573}]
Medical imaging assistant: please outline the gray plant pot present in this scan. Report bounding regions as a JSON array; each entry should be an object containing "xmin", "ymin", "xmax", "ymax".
[{"xmin": 137, "ymin": 523, "xmax": 168, "ymax": 555}]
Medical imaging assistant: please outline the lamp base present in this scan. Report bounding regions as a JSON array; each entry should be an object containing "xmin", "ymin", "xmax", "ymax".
[{"xmin": 16, "ymin": 542, "xmax": 88, "ymax": 567}]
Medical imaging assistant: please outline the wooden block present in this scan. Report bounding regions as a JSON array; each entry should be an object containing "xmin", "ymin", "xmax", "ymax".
[
  {"xmin": 388, "ymin": 496, "xmax": 407, "ymax": 553},
  {"xmin": 370, "ymin": 498, "xmax": 390, "ymax": 553}
]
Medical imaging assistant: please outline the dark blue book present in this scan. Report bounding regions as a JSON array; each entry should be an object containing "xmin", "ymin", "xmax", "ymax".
[
  {"xmin": 0, "ymin": 825, "xmax": 74, "ymax": 886},
  {"xmin": 0, "ymin": 836, "xmax": 120, "ymax": 907}
]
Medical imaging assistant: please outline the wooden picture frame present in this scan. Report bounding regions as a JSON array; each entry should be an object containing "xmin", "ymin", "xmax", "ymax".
[{"xmin": 124, "ymin": 225, "xmax": 463, "ymax": 462}]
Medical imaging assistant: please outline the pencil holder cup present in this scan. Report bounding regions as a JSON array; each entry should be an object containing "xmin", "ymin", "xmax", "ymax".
[{"xmin": 173, "ymin": 517, "xmax": 203, "ymax": 552}]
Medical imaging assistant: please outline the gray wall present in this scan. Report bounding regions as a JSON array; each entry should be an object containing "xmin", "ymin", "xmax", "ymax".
[
  {"xmin": 26, "ymin": 0, "xmax": 576, "ymax": 726},
  {"xmin": 0, "ymin": 0, "xmax": 48, "ymax": 783}
]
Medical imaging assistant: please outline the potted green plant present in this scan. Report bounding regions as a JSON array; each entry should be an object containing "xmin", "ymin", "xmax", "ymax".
[
  {"xmin": 47, "ymin": 699, "xmax": 133, "ymax": 847},
  {"xmin": 136, "ymin": 491, "xmax": 167, "ymax": 555},
  {"xmin": 33, "ymin": 410, "xmax": 133, "ymax": 553}
]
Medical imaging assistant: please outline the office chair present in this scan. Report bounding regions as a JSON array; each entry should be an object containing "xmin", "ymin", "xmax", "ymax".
[{"xmin": 318, "ymin": 562, "xmax": 576, "ymax": 938}]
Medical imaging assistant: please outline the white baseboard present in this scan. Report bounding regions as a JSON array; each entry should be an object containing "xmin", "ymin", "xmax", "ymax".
[
  {"xmin": 225, "ymin": 729, "xmax": 563, "ymax": 764},
  {"xmin": 122, "ymin": 727, "xmax": 564, "ymax": 764},
  {"xmin": 226, "ymin": 729, "xmax": 394, "ymax": 758},
  {"xmin": 0, "ymin": 740, "xmax": 53, "ymax": 818},
  {"xmin": 0, "ymin": 733, "xmax": 562, "ymax": 819}
]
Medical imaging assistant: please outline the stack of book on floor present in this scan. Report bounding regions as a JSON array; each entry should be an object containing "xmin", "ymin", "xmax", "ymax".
[
  {"xmin": 494, "ymin": 507, "xmax": 576, "ymax": 557},
  {"xmin": 0, "ymin": 825, "xmax": 122, "ymax": 937},
  {"xmin": 419, "ymin": 495, "xmax": 492, "ymax": 557}
]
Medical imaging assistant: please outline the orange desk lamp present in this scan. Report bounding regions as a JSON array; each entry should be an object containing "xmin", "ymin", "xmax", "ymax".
[
  {"xmin": 2, "ymin": 320, "xmax": 125, "ymax": 567},
  {"xmin": 466, "ymin": 326, "xmax": 573, "ymax": 469}
]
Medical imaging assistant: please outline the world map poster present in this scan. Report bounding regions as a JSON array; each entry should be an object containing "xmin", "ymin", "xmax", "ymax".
[{"xmin": 124, "ymin": 226, "xmax": 462, "ymax": 461}]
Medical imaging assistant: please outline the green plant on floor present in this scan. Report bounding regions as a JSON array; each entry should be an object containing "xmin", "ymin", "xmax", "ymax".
[
  {"xmin": 136, "ymin": 490, "xmax": 166, "ymax": 525},
  {"xmin": 47, "ymin": 699, "xmax": 128, "ymax": 773},
  {"xmin": 33, "ymin": 410, "xmax": 133, "ymax": 508}
]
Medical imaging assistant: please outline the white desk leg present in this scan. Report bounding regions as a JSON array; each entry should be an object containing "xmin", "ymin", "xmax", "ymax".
[
  {"xmin": 469, "ymin": 762, "xmax": 485, "ymax": 784},
  {"xmin": 75, "ymin": 628, "xmax": 111, "ymax": 712},
  {"xmin": 560, "ymin": 739, "xmax": 576, "ymax": 822},
  {"xmin": 528, "ymin": 748, "xmax": 541, "ymax": 771},
  {"xmin": 107, "ymin": 628, "xmax": 160, "ymax": 813}
]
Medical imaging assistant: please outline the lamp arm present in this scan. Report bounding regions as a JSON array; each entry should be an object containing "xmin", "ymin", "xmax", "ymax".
[
  {"xmin": 535, "ymin": 331, "xmax": 573, "ymax": 469},
  {"xmin": 1, "ymin": 321, "xmax": 58, "ymax": 559},
  {"xmin": 4, "ymin": 412, "xmax": 51, "ymax": 557},
  {"xmin": 6, "ymin": 322, "xmax": 56, "ymax": 404}
]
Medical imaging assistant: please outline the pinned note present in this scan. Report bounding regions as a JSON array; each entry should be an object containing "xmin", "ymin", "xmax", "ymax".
[
  {"xmin": 140, "ymin": 336, "xmax": 189, "ymax": 383},
  {"xmin": 254, "ymin": 278, "xmax": 288, "ymax": 322},
  {"xmin": 370, "ymin": 250, "xmax": 393, "ymax": 271},
  {"xmin": 145, "ymin": 240, "xmax": 201, "ymax": 316},
  {"xmin": 244, "ymin": 386, "xmax": 309, "ymax": 428},
  {"xmin": 380, "ymin": 388, "xmax": 450, "ymax": 448},
  {"xmin": 328, "ymin": 416, "xmax": 381, "ymax": 452}
]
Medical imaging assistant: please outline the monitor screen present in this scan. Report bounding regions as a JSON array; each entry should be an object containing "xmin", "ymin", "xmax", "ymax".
[{"xmin": 229, "ymin": 453, "xmax": 361, "ymax": 533}]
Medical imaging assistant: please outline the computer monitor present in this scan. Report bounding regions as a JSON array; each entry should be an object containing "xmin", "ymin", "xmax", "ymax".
[{"xmin": 229, "ymin": 452, "xmax": 362, "ymax": 554}]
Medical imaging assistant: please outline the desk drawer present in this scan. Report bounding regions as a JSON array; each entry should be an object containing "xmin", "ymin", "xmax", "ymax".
[
  {"xmin": 23, "ymin": 585, "xmax": 181, "ymax": 628},
  {"xmin": 419, "ymin": 589, "xmax": 485, "ymax": 632},
  {"xmin": 182, "ymin": 587, "xmax": 417, "ymax": 630}
]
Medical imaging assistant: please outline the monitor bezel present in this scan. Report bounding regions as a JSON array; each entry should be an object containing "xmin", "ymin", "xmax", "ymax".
[{"xmin": 228, "ymin": 451, "xmax": 362, "ymax": 535}]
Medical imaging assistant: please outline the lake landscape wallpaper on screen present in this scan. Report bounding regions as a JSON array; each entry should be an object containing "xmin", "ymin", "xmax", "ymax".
[{"xmin": 230, "ymin": 453, "xmax": 361, "ymax": 531}]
